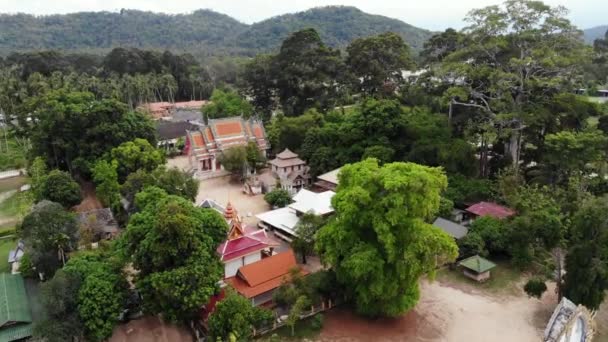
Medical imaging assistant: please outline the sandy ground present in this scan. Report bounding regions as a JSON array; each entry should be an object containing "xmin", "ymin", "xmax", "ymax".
[
  {"xmin": 318, "ymin": 280, "xmax": 556, "ymax": 342},
  {"xmin": 109, "ymin": 316, "xmax": 193, "ymax": 342},
  {"xmin": 166, "ymin": 155, "xmax": 191, "ymax": 171},
  {"xmin": 196, "ymin": 175, "xmax": 269, "ymax": 225}
]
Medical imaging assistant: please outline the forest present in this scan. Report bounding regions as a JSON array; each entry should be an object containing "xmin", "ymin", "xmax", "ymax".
[
  {"xmin": 0, "ymin": 6, "xmax": 433, "ymax": 56},
  {"xmin": 1, "ymin": 0, "xmax": 608, "ymax": 340}
]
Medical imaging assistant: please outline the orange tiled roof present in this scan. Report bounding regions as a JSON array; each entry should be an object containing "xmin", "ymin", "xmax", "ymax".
[
  {"xmin": 191, "ymin": 132, "xmax": 205, "ymax": 148},
  {"xmin": 215, "ymin": 121, "xmax": 243, "ymax": 136},
  {"xmin": 226, "ymin": 250, "xmax": 307, "ymax": 298},
  {"xmin": 204, "ymin": 127, "xmax": 215, "ymax": 143},
  {"xmin": 253, "ymin": 125, "xmax": 264, "ymax": 139}
]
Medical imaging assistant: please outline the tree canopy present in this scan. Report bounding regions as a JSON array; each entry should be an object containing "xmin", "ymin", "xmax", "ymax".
[
  {"xmin": 316, "ymin": 159, "xmax": 458, "ymax": 317},
  {"xmin": 119, "ymin": 191, "xmax": 227, "ymax": 321}
]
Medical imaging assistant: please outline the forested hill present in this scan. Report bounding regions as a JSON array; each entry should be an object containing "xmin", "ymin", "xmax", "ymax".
[
  {"xmin": 236, "ymin": 7, "xmax": 434, "ymax": 53},
  {"xmin": 584, "ymin": 25, "xmax": 608, "ymax": 44},
  {"xmin": 0, "ymin": 6, "xmax": 433, "ymax": 56}
]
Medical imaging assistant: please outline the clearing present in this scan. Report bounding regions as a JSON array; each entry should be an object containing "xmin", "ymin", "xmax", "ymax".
[
  {"xmin": 196, "ymin": 176, "xmax": 269, "ymax": 225},
  {"xmin": 316, "ymin": 266, "xmax": 556, "ymax": 342}
]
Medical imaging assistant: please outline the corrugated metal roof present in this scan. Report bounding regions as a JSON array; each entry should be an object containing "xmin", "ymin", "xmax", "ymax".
[
  {"xmin": 0, "ymin": 274, "xmax": 32, "ymax": 327},
  {"xmin": 432, "ymin": 218, "xmax": 468, "ymax": 239},
  {"xmin": 0, "ymin": 322, "xmax": 33, "ymax": 341}
]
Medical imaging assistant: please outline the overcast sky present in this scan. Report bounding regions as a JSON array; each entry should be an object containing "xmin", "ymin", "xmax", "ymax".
[{"xmin": 0, "ymin": 0, "xmax": 604, "ymax": 31}]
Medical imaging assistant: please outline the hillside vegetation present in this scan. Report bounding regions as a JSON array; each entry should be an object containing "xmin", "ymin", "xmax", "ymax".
[{"xmin": 0, "ymin": 6, "xmax": 433, "ymax": 56}]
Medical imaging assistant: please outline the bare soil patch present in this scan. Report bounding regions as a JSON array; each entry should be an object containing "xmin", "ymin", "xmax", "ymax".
[
  {"xmin": 196, "ymin": 176, "xmax": 268, "ymax": 225},
  {"xmin": 109, "ymin": 316, "xmax": 193, "ymax": 342},
  {"xmin": 317, "ymin": 279, "xmax": 556, "ymax": 342}
]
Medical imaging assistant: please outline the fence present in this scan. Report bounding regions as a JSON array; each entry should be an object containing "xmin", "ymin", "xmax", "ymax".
[{"xmin": 252, "ymin": 298, "xmax": 338, "ymax": 337}]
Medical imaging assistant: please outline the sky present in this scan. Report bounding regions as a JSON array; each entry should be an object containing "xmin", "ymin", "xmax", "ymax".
[{"xmin": 0, "ymin": 0, "xmax": 605, "ymax": 31}]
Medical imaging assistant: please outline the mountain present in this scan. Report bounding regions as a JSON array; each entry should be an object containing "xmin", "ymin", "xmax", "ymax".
[
  {"xmin": 0, "ymin": 6, "xmax": 433, "ymax": 56},
  {"xmin": 235, "ymin": 6, "xmax": 434, "ymax": 52},
  {"xmin": 584, "ymin": 25, "xmax": 608, "ymax": 44}
]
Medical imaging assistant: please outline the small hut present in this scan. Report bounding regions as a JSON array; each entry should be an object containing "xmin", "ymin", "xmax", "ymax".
[{"xmin": 458, "ymin": 255, "xmax": 496, "ymax": 282}]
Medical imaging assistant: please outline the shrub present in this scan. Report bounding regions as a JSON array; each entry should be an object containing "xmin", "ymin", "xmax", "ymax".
[
  {"xmin": 311, "ymin": 313, "xmax": 324, "ymax": 330},
  {"xmin": 264, "ymin": 188, "xmax": 292, "ymax": 208},
  {"xmin": 524, "ymin": 278, "xmax": 548, "ymax": 299}
]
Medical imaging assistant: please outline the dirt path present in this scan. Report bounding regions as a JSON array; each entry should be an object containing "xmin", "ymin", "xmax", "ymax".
[
  {"xmin": 318, "ymin": 280, "xmax": 555, "ymax": 342},
  {"xmin": 72, "ymin": 181, "xmax": 103, "ymax": 212}
]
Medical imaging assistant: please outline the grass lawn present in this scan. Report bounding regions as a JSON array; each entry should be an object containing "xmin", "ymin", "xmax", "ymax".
[
  {"xmin": 0, "ymin": 237, "xmax": 17, "ymax": 273},
  {"xmin": 0, "ymin": 191, "xmax": 33, "ymax": 220},
  {"xmin": 435, "ymin": 259, "xmax": 523, "ymax": 296},
  {"xmin": 256, "ymin": 316, "xmax": 322, "ymax": 341}
]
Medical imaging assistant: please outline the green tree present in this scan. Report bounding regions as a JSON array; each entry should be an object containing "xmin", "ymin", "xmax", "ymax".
[
  {"xmin": 19, "ymin": 201, "xmax": 78, "ymax": 278},
  {"xmin": 28, "ymin": 156, "xmax": 48, "ymax": 200},
  {"xmin": 202, "ymin": 88, "xmax": 253, "ymax": 122},
  {"xmin": 34, "ymin": 270, "xmax": 84, "ymax": 342},
  {"xmin": 37, "ymin": 169, "xmax": 82, "ymax": 208},
  {"xmin": 63, "ymin": 250, "xmax": 127, "ymax": 341},
  {"xmin": 507, "ymin": 186, "xmax": 564, "ymax": 268},
  {"xmin": 563, "ymin": 197, "xmax": 608, "ymax": 310},
  {"xmin": 287, "ymin": 295, "xmax": 311, "ymax": 336},
  {"xmin": 439, "ymin": 0, "xmax": 587, "ymax": 169},
  {"xmin": 292, "ymin": 213, "xmax": 324, "ymax": 264},
  {"xmin": 121, "ymin": 166, "xmax": 199, "ymax": 205},
  {"xmin": 18, "ymin": 89, "xmax": 155, "ymax": 175},
  {"xmin": 110, "ymin": 138, "xmax": 165, "ymax": 183},
  {"xmin": 218, "ymin": 146, "xmax": 248, "ymax": 177},
  {"xmin": 264, "ymin": 188, "xmax": 292, "ymax": 208},
  {"xmin": 346, "ymin": 32, "xmax": 414, "ymax": 96},
  {"xmin": 316, "ymin": 159, "xmax": 458, "ymax": 317},
  {"xmin": 457, "ymin": 232, "xmax": 486, "ymax": 258},
  {"xmin": 92, "ymin": 160, "xmax": 120, "ymax": 208},
  {"xmin": 274, "ymin": 29, "xmax": 345, "ymax": 116},
  {"xmin": 468, "ymin": 217, "xmax": 508, "ymax": 256},
  {"xmin": 543, "ymin": 130, "xmax": 607, "ymax": 184},
  {"xmin": 207, "ymin": 289, "xmax": 274, "ymax": 341},
  {"xmin": 120, "ymin": 194, "xmax": 227, "ymax": 321},
  {"xmin": 239, "ymin": 54, "xmax": 276, "ymax": 120},
  {"xmin": 420, "ymin": 28, "xmax": 467, "ymax": 64}
]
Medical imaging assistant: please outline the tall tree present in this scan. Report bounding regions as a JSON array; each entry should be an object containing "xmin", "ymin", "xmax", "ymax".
[
  {"xmin": 37, "ymin": 169, "xmax": 82, "ymax": 208},
  {"xmin": 202, "ymin": 88, "xmax": 253, "ymax": 122},
  {"xmin": 439, "ymin": 0, "xmax": 587, "ymax": 170},
  {"xmin": 291, "ymin": 213, "xmax": 324, "ymax": 264},
  {"xmin": 316, "ymin": 159, "xmax": 458, "ymax": 317},
  {"xmin": 120, "ymin": 192, "xmax": 227, "ymax": 321},
  {"xmin": 346, "ymin": 32, "xmax": 414, "ymax": 96},
  {"xmin": 110, "ymin": 138, "xmax": 165, "ymax": 182},
  {"xmin": 274, "ymin": 29, "xmax": 345, "ymax": 116},
  {"xmin": 19, "ymin": 201, "xmax": 79, "ymax": 278},
  {"xmin": 563, "ymin": 197, "xmax": 608, "ymax": 310},
  {"xmin": 18, "ymin": 89, "xmax": 155, "ymax": 175}
]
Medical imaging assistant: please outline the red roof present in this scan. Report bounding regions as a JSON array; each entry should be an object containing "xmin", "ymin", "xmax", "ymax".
[
  {"xmin": 215, "ymin": 121, "xmax": 243, "ymax": 136},
  {"xmin": 465, "ymin": 202, "xmax": 515, "ymax": 219},
  {"xmin": 226, "ymin": 250, "xmax": 307, "ymax": 298},
  {"xmin": 217, "ymin": 236, "xmax": 266, "ymax": 262}
]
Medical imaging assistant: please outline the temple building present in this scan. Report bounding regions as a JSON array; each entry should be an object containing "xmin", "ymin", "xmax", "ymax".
[
  {"xmin": 185, "ymin": 117, "xmax": 268, "ymax": 174},
  {"xmin": 215, "ymin": 202, "xmax": 280, "ymax": 278},
  {"xmin": 260, "ymin": 148, "xmax": 311, "ymax": 194},
  {"xmin": 225, "ymin": 250, "xmax": 308, "ymax": 306}
]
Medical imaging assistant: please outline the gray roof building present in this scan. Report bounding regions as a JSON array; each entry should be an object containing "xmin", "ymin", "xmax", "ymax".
[{"xmin": 432, "ymin": 217, "xmax": 468, "ymax": 239}]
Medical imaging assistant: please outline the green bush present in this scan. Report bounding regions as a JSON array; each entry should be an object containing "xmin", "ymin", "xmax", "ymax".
[
  {"xmin": 264, "ymin": 188, "xmax": 292, "ymax": 208},
  {"xmin": 311, "ymin": 313, "xmax": 324, "ymax": 330},
  {"xmin": 19, "ymin": 253, "xmax": 37, "ymax": 278},
  {"xmin": 524, "ymin": 278, "xmax": 547, "ymax": 299}
]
